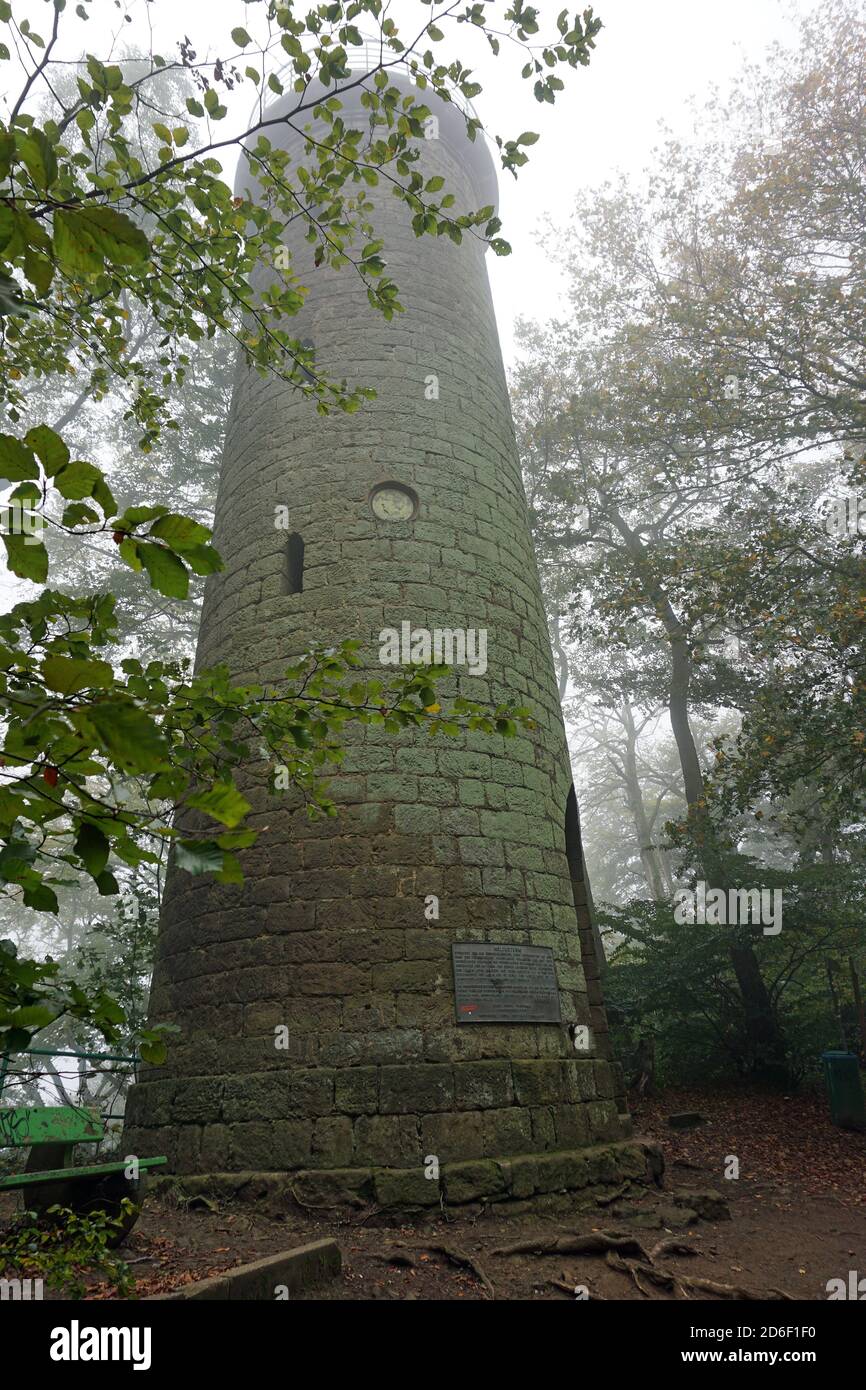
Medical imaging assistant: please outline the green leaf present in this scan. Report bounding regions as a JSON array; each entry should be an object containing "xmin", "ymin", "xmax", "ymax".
[
  {"xmin": 173, "ymin": 839, "xmax": 224, "ymax": 876},
  {"xmin": 187, "ymin": 781, "xmax": 251, "ymax": 829},
  {"xmin": 53, "ymin": 459, "xmax": 105, "ymax": 500},
  {"xmin": 22, "ymin": 246, "xmax": 53, "ymax": 295},
  {"xmin": 0, "ymin": 838, "xmax": 37, "ymax": 881},
  {"xmin": 9, "ymin": 481, "xmax": 39, "ymax": 503},
  {"xmin": 0, "ymin": 788, "xmax": 26, "ymax": 831},
  {"xmin": 147, "ymin": 513, "xmax": 210, "ymax": 551},
  {"xmin": 42, "ymin": 654, "xmax": 114, "ymax": 695},
  {"xmin": 0, "ymin": 129, "xmax": 13, "ymax": 182},
  {"xmin": 54, "ymin": 206, "xmax": 150, "ymax": 276},
  {"xmin": 183, "ymin": 543, "xmax": 223, "ymax": 576},
  {"xmin": 14, "ymin": 129, "xmax": 57, "ymax": 189},
  {"xmin": 231, "ymin": 26, "xmax": 251, "ymax": 47},
  {"xmin": 0, "ymin": 270, "xmax": 27, "ymax": 316},
  {"xmin": 95, "ymin": 869, "xmax": 119, "ymax": 896},
  {"xmin": 138, "ymin": 1036, "xmax": 166, "ymax": 1064},
  {"xmin": 24, "ymin": 424, "xmax": 68, "ymax": 475},
  {"xmin": 21, "ymin": 882, "xmax": 59, "ymax": 913},
  {"xmin": 216, "ymin": 851, "xmax": 243, "ymax": 884},
  {"xmin": 137, "ymin": 542, "xmax": 189, "ymax": 598},
  {"xmin": 116, "ymin": 505, "xmax": 168, "ymax": 526},
  {"xmin": 92, "ymin": 994, "xmax": 124, "ymax": 1027},
  {"xmin": 8, "ymin": 1003, "xmax": 57, "ymax": 1028},
  {"xmin": 74, "ymin": 820, "xmax": 110, "ymax": 877},
  {"xmin": 118, "ymin": 536, "xmax": 142, "ymax": 572},
  {"xmin": 147, "ymin": 768, "xmax": 186, "ymax": 801},
  {"xmin": 2, "ymin": 533, "xmax": 47, "ymax": 582},
  {"xmin": 61, "ymin": 501, "xmax": 100, "ymax": 527},
  {"xmin": 0, "ymin": 435, "xmax": 39, "ymax": 482},
  {"xmin": 0, "ymin": 206, "xmax": 23, "ymax": 259},
  {"xmin": 92, "ymin": 478, "xmax": 115, "ymax": 516},
  {"xmin": 72, "ymin": 702, "xmax": 168, "ymax": 773},
  {"xmin": 186, "ymin": 97, "xmax": 204, "ymax": 117}
]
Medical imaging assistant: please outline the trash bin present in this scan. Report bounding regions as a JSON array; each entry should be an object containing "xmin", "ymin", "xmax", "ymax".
[{"xmin": 821, "ymin": 1050, "xmax": 866, "ymax": 1131}]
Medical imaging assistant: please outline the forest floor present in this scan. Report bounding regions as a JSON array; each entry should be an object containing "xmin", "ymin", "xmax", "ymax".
[
  {"xmin": 6, "ymin": 1085, "xmax": 865, "ymax": 1300},
  {"xmin": 114, "ymin": 1085, "xmax": 866, "ymax": 1301}
]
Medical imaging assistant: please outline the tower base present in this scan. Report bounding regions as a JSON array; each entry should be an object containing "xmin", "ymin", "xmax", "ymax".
[{"xmin": 146, "ymin": 1138, "xmax": 663, "ymax": 1217}]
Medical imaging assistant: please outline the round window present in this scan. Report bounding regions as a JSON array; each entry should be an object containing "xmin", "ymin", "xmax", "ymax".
[{"xmin": 370, "ymin": 482, "xmax": 418, "ymax": 521}]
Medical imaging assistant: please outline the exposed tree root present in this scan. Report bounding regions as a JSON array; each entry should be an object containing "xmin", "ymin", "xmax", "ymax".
[
  {"xmin": 494, "ymin": 1225, "xmax": 794, "ymax": 1301},
  {"xmin": 607, "ymin": 1250, "xmax": 680, "ymax": 1297},
  {"xmin": 492, "ymin": 1232, "xmax": 651, "ymax": 1260},
  {"xmin": 649, "ymin": 1238, "xmax": 700, "ymax": 1261},
  {"xmin": 606, "ymin": 1250, "xmax": 793, "ymax": 1301},
  {"xmin": 676, "ymin": 1274, "xmax": 794, "ymax": 1301}
]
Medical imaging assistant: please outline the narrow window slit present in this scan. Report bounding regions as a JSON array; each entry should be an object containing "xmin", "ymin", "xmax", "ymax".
[{"xmin": 282, "ymin": 532, "xmax": 304, "ymax": 595}]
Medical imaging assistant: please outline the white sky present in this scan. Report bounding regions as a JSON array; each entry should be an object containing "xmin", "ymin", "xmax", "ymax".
[{"xmin": 485, "ymin": 0, "xmax": 808, "ymax": 359}]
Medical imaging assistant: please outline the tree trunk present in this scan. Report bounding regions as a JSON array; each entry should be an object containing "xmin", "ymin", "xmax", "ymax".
[
  {"xmin": 607, "ymin": 501, "xmax": 788, "ymax": 1079},
  {"xmin": 620, "ymin": 702, "xmax": 668, "ymax": 901}
]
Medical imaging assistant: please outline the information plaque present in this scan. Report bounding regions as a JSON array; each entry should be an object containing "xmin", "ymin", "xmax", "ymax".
[{"xmin": 451, "ymin": 943, "xmax": 562, "ymax": 1024}]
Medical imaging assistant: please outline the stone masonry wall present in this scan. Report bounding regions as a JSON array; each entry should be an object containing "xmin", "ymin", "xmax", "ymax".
[{"xmin": 124, "ymin": 76, "xmax": 625, "ymax": 1180}]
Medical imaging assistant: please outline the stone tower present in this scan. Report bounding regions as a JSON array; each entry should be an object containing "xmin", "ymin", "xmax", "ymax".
[{"xmin": 125, "ymin": 65, "xmax": 649, "ymax": 1209}]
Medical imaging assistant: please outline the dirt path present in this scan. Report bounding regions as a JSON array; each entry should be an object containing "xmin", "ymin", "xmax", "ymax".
[
  {"xmin": 103, "ymin": 1086, "xmax": 866, "ymax": 1301},
  {"xmin": 109, "ymin": 1164, "xmax": 859, "ymax": 1301}
]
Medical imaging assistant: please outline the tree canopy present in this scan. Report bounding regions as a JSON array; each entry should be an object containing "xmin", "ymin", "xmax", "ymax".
[{"xmin": 513, "ymin": 0, "xmax": 866, "ymax": 1081}]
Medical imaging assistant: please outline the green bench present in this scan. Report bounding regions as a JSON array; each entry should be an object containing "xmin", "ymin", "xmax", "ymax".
[{"xmin": 0, "ymin": 1104, "xmax": 166, "ymax": 1242}]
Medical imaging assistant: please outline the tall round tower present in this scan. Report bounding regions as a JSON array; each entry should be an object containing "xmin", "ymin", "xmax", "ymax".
[{"xmin": 125, "ymin": 65, "xmax": 646, "ymax": 1208}]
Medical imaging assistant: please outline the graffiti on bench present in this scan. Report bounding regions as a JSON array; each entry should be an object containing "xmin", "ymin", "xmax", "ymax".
[{"xmin": 0, "ymin": 1109, "xmax": 32, "ymax": 1145}]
